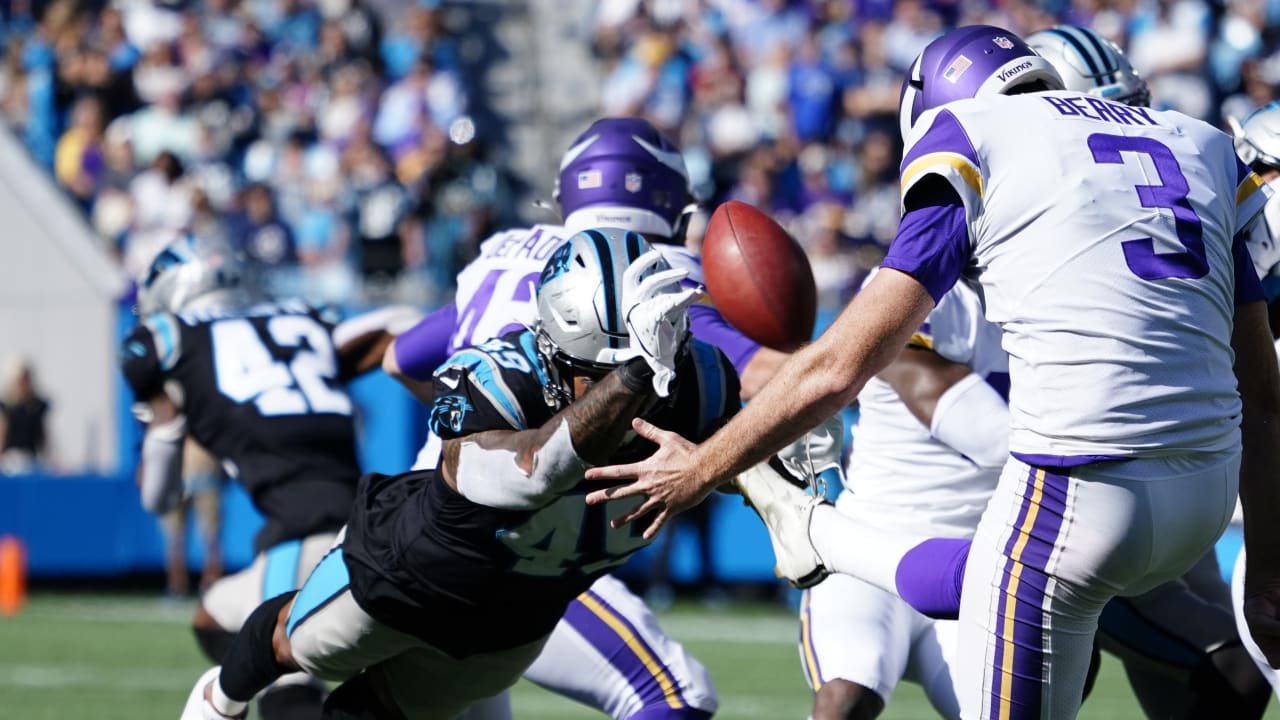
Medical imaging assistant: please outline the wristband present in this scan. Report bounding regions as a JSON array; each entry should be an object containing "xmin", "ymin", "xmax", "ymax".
[{"xmin": 617, "ymin": 357, "xmax": 655, "ymax": 394}]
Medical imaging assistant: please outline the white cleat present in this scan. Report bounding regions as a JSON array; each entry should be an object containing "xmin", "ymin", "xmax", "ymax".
[
  {"xmin": 180, "ymin": 666, "xmax": 246, "ymax": 720},
  {"xmin": 734, "ymin": 462, "xmax": 830, "ymax": 589}
]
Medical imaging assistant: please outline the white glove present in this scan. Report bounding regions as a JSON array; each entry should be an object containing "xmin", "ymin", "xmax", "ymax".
[
  {"xmin": 777, "ymin": 414, "xmax": 845, "ymax": 494},
  {"xmin": 621, "ymin": 250, "xmax": 699, "ymax": 397}
]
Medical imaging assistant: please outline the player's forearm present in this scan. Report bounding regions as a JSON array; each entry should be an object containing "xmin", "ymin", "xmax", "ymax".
[{"xmin": 441, "ymin": 360, "xmax": 654, "ymax": 508}]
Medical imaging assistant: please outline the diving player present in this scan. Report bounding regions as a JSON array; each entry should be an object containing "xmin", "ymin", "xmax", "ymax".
[
  {"xmin": 381, "ymin": 117, "xmax": 791, "ymax": 720},
  {"xmin": 180, "ymin": 229, "xmax": 741, "ymax": 720},
  {"xmin": 122, "ymin": 234, "xmax": 362, "ymax": 719},
  {"xmin": 586, "ymin": 25, "xmax": 1280, "ymax": 720}
]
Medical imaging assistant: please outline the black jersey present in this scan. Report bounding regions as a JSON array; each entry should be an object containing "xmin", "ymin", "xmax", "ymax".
[
  {"xmin": 120, "ymin": 299, "xmax": 360, "ymax": 550},
  {"xmin": 341, "ymin": 330, "xmax": 740, "ymax": 657}
]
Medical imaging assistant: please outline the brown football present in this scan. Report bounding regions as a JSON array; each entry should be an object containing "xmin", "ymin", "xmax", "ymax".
[{"xmin": 702, "ymin": 201, "xmax": 817, "ymax": 351}]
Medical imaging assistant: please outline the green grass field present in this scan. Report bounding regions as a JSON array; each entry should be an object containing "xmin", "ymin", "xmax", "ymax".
[{"xmin": 1, "ymin": 591, "xmax": 1276, "ymax": 719}]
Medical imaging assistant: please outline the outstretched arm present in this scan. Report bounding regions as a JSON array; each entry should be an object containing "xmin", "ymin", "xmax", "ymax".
[
  {"xmin": 438, "ymin": 360, "xmax": 656, "ymax": 510},
  {"xmin": 585, "ymin": 268, "xmax": 935, "ymax": 537}
]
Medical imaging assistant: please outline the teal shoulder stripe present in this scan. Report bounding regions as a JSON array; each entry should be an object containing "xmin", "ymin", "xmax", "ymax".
[{"xmin": 448, "ymin": 349, "xmax": 527, "ymax": 430}]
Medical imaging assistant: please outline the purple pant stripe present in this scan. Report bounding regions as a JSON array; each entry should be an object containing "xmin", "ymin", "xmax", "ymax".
[
  {"xmin": 989, "ymin": 466, "xmax": 1070, "ymax": 720},
  {"xmin": 562, "ymin": 591, "xmax": 686, "ymax": 709}
]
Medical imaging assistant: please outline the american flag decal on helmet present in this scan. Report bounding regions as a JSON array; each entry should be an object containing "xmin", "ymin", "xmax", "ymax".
[{"xmin": 943, "ymin": 56, "xmax": 973, "ymax": 83}]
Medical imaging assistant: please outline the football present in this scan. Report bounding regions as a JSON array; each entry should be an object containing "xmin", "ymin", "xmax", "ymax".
[{"xmin": 702, "ymin": 201, "xmax": 817, "ymax": 351}]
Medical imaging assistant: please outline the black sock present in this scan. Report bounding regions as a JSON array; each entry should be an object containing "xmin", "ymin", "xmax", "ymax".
[{"xmin": 219, "ymin": 591, "xmax": 297, "ymax": 702}]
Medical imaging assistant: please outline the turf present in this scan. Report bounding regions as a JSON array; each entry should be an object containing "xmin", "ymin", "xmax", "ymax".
[{"xmin": 1, "ymin": 591, "xmax": 1276, "ymax": 719}]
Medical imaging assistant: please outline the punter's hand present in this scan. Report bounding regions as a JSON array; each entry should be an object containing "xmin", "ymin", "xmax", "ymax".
[{"xmin": 584, "ymin": 417, "xmax": 715, "ymax": 540}]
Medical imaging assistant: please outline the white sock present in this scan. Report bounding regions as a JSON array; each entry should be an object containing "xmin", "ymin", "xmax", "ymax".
[
  {"xmin": 209, "ymin": 675, "xmax": 248, "ymax": 718},
  {"xmin": 808, "ymin": 503, "xmax": 930, "ymax": 594}
]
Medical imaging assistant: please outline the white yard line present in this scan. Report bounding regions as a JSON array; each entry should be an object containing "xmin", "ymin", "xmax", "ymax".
[{"xmin": 0, "ymin": 664, "xmax": 203, "ymax": 690}]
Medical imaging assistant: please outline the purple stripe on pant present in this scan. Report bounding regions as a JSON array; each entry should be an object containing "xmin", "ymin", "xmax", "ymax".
[
  {"xmin": 989, "ymin": 465, "xmax": 1070, "ymax": 720},
  {"xmin": 562, "ymin": 590, "xmax": 687, "ymax": 710}
]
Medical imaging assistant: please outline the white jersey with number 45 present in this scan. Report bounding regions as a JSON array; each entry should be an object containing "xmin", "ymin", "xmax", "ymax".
[{"xmin": 897, "ymin": 92, "xmax": 1270, "ymax": 461}]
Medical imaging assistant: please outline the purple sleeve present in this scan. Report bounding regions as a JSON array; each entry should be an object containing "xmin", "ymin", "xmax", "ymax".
[
  {"xmin": 879, "ymin": 181, "xmax": 969, "ymax": 303},
  {"xmin": 1235, "ymin": 229, "xmax": 1266, "ymax": 306},
  {"xmin": 393, "ymin": 304, "xmax": 458, "ymax": 381},
  {"xmin": 688, "ymin": 304, "xmax": 762, "ymax": 376}
]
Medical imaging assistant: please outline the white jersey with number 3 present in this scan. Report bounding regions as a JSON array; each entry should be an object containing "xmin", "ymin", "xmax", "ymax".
[{"xmin": 899, "ymin": 92, "xmax": 1270, "ymax": 460}]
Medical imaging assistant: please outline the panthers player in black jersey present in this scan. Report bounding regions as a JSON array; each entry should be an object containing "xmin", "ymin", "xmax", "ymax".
[
  {"xmin": 180, "ymin": 228, "xmax": 740, "ymax": 720},
  {"xmin": 122, "ymin": 235, "xmax": 363, "ymax": 720}
]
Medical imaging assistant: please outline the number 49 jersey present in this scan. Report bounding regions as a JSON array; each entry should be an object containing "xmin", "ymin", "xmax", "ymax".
[
  {"xmin": 120, "ymin": 299, "xmax": 360, "ymax": 550},
  {"xmin": 893, "ymin": 92, "xmax": 1272, "ymax": 461},
  {"xmin": 340, "ymin": 329, "xmax": 739, "ymax": 657}
]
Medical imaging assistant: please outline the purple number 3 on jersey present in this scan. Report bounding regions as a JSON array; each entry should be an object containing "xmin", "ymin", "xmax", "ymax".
[{"xmin": 1088, "ymin": 133, "xmax": 1209, "ymax": 281}]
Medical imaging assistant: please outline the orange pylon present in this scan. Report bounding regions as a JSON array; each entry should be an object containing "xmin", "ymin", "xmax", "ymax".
[{"xmin": 0, "ymin": 535, "xmax": 27, "ymax": 615}]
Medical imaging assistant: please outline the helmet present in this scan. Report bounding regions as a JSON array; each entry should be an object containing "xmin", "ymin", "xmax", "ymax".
[
  {"xmin": 554, "ymin": 117, "xmax": 695, "ymax": 241},
  {"xmin": 1231, "ymin": 102, "xmax": 1280, "ymax": 171},
  {"xmin": 534, "ymin": 227, "xmax": 686, "ymax": 402},
  {"xmin": 1026, "ymin": 25, "xmax": 1149, "ymax": 108},
  {"xmin": 137, "ymin": 234, "xmax": 246, "ymax": 315},
  {"xmin": 899, "ymin": 25, "xmax": 1065, "ymax": 139}
]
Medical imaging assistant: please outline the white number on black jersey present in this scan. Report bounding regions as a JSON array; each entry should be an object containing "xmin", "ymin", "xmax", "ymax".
[{"xmin": 212, "ymin": 315, "xmax": 353, "ymax": 416}]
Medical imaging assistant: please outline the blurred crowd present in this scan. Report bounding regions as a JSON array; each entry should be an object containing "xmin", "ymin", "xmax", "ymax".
[
  {"xmin": 0, "ymin": 0, "xmax": 517, "ymax": 306},
  {"xmin": 592, "ymin": 0, "xmax": 1280, "ymax": 310},
  {"xmin": 2, "ymin": 0, "xmax": 1279, "ymax": 314}
]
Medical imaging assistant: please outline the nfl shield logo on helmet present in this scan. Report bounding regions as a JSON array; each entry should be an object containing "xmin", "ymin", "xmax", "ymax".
[
  {"xmin": 993, "ymin": 36, "xmax": 1014, "ymax": 50},
  {"xmin": 624, "ymin": 172, "xmax": 643, "ymax": 193},
  {"xmin": 578, "ymin": 170, "xmax": 602, "ymax": 189}
]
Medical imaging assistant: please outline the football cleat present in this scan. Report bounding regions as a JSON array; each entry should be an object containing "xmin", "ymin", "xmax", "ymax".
[
  {"xmin": 180, "ymin": 666, "xmax": 247, "ymax": 720},
  {"xmin": 734, "ymin": 462, "xmax": 830, "ymax": 589}
]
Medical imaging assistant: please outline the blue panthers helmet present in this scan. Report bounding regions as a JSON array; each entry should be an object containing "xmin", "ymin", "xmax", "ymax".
[
  {"xmin": 899, "ymin": 25, "xmax": 1065, "ymax": 139},
  {"xmin": 137, "ymin": 234, "xmax": 246, "ymax": 315},
  {"xmin": 554, "ymin": 118, "xmax": 695, "ymax": 241}
]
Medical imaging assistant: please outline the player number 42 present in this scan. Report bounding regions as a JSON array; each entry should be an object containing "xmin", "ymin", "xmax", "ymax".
[{"xmin": 212, "ymin": 316, "xmax": 352, "ymax": 417}]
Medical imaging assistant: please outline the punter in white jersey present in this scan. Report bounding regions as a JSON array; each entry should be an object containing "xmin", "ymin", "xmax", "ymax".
[
  {"xmin": 585, "ymin": 25, "xmax": 1280, "ymax": 720},
  {"xmin": 1023, "ymin": 25, "xmax": 1271, "ymax": 718},
  {"xmin": 380, "ymin": 118, "xmax": 789, "ymax": 720}
]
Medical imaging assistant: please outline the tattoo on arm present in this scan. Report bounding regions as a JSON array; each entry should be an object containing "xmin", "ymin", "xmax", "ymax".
[{"xmin": 441, "ymin": 369, "xmax": 652, "ymax": 486}]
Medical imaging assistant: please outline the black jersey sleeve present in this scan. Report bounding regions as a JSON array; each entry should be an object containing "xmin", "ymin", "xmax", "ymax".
[
  {"xmin": 686, "ymin": 339, "xmax": 742, "ymax": 441},
  {"xmin": 428, "ymin": 332, "xmax": 551, "ymax": 439},
  {"xmin": 119, "ymin": 314, "xmax": 183, "ymax": 400}
]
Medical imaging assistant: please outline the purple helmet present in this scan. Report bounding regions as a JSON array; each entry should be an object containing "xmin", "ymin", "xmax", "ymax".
[
  {"xmin": 554, "ymin": 117, "xmax": 694, "ymax": 240},
  {"xmin": 899, "ymin": 25, "xmax": 1065, "ymax": 139}
]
